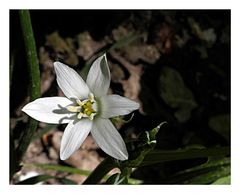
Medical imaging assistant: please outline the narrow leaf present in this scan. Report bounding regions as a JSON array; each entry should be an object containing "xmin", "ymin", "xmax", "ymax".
[
  {"xmin": 16, "ymin": 174, "xmax": 77, "ymax": 185},
  {"xmin": 212, "ymin": 175, "xmax": 231, "ymax": 185},
  {"xmin": 139, "ymin": 146, "xmax": 230, "ymax": 167}
]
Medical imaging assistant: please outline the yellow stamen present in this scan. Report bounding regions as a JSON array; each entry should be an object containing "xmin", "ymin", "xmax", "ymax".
[
  {"xmin": 76, "ymin": 99, "xmax": 84, "ymax": 106},
  {"xmin": 67, "ymin": 93, "xmax": 97, "ymax": 120},
  {"xmin": 67, "ymin": 106, "xmax": 81, "ymax": 112},
  {"xmin": 89, "ymin": 113, "xmax": 95, "ymax": 120},
  {"xmin": 77, "ymin": 112, "xmax": 84, "ymax": 119},
  {"xmin": 89, "ymin": 93, "xmax": 94, "ymax": 102}
]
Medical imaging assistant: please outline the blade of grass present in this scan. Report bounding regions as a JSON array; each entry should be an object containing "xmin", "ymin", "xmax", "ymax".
[
  {"xmin": 139, "ymin": 146, "xmax": 230, "ymax": 167},
  {"xmin": 24, "ymin": 162, "xmax": 142, "ymax": 184},
  {"xmin": 24, "ymin": 163, "xmax": 91, "ymax": 177},
  {"xmin": 212, "ymin": 175, "xmax": 230, "ymax": 185},
  {"xmin": 11, "ymin": 10, "xmax": 41, "ymax": 179},
  {"xmin": 163, "ymin": 157, "xmax": 230, "ymax": 184},
  {"xmin": 82, "ymin": 157, "xmax": 119, "ymax": 184},
  {"xmin": 16, "ymin": 174, "xmax": 77, "ymax": 185}
]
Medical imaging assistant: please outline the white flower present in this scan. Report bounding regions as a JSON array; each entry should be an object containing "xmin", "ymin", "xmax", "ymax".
[{"xmin": 22, "ymin": 54, "xmax": 139, "ymax": 161}]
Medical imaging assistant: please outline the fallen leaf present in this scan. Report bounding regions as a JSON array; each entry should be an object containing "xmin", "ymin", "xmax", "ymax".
[
  {"xmin": 110, "ymin": 51, "xmax": 143, "ymax": 103},
  {"xmin": 76, "ymin": 31, "xmax": 106, "ymax": 60},
  {"xmin": 46, "ymin": 31, "xmax": 78, "ymax": 65}
]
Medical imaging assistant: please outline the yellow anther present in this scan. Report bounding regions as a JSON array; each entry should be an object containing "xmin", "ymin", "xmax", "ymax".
[
  {"xmin": 89, "ymin": 93, "xmax": 94, "ymax": 102},
  {"xmin": 85, "ymin": 101, "xmax": 92, "ymax": 107},
  {"xmin": 86, "ymin": 110, "xmax": 92, "ymax": 116},
  {"xmin": 77, "ymin": 112, "xmax": 83, "ymax": 119},
  {"xmin": 76, "ymin": 99, "xmax": 84, "ymax": 106},
  {"xmin": 67, "ymin": 106, "xmax": 81, "ymax": 113},
  {"xmin": 89, "ymin": 113, "xmax": 95, "ymax": 120}
]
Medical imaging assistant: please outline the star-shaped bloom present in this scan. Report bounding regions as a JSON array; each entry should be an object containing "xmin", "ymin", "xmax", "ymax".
[{"xmin": 22, "ymin": 54, "xmax": 139, "ymax": 161}]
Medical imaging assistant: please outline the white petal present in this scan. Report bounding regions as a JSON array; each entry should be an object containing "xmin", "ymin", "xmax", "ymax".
[
  {"xmin": 86, "ymin": 54, "xmax": 110, "ymax": 97},
  {"xmin": 60, "ymin": 119, "xmax": 92, "ymax": 160},
  {"xmin": 22, "ymin": 97, "xmax": 75, "ymax": 124},
  {"xmin": 91, "ymin": 118, "xmax": 128, "ymax": 160},
  {"xmin": 100, "ymin": 94, "xmax": 140, "ymax": 118},
  {"xmin": 54, "ymin": 62, "xmax": 90, "ymax": 100}
]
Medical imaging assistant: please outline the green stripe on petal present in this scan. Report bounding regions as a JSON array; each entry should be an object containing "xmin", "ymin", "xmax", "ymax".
[
  {"xmin": 100, "ymin": 94, "xmax": 140, "ymax": 119},
  {"xmin": 86, "ymin": 54, "xmax": 110, "ymax": 97},
  {"xmin": 91, "ymin": 118, "xmax": 128, "ymax": 160}
]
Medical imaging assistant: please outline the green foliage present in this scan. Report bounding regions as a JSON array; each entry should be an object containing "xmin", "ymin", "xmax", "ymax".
[
  {"xmin": 83, "ymin": 157, "xmax": 119, "ymax": 184},
  {"xmin": 10, "ymin": 10, "xmax": 41, "ymax": 179},
  {"xmin": 105, "ymin": 173, "xmax": 128, "ymax": 185},
  {"xmin": 212, "ymin": 175, "xmax": 230, "ymax": 185},
  {"xmin": 158, "ymin": 67, "xmax": 198, "ymax": 123},
  {"xmin": 24, "ymin": 163, "xmax": 92, "ymax": 177},
  {"xmin": 209, "ymin": 114, "xmax": 230, "ymax": 142},
  {"xmin": 24, "ymin": 162, "xmax": 142, "ymax": 185},
  {"xmin": 82, "ymin": 124, "xmax": 230, "ymax": 184},
  {"xmin": 122, "ymin": 123, "xmax": 165, "ymax": 168},
  {"xmin": 167, "ymin": 157, "xmax": 230, "ymax": 184},
  {"xmin": 140, "ymin": 147, "xmax": 230, "ymax": 167},
  {"xmin": 16, "ymin": 175, "xmax": 77, "ymax": 185},
  {"xmin": 82, "ymin": 124, "xmax": 163, "ymax": 184}
]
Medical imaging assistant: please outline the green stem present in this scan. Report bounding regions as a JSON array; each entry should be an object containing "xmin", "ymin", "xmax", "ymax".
[
  {"xmin": 82, "ymin": 157, "xmax": 119, "ymax": 184},
  {"xmin": 19, "ymin": 10, "xmax": 40, "ymax": 100},
  {"xmin": 11, "ymin": 10, "xmax": 40, "ymax": 178}
]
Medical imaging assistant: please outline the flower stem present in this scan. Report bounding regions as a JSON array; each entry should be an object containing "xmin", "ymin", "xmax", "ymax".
[
  {"xmin": 82, "ymin": 157, "xmax": 119, "ymax": 184},
  {"xmin": 11, "ymin": 10, "xmax": 40, "ymax": 178}
]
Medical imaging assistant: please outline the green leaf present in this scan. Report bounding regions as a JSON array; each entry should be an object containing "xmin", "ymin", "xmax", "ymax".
[
  {"xmin": 83, "ymin": 157, "xmax": 118, "ymax": 184},
  {"xmin": 105, "ymin": 173, "xmax": 128, "ymax": 185},
  {"xmin": 212, "ymin": 175, "xmax": 231, "ymax": 185},
  {"xmin": 58, "ymin": 178, "xmax": 78, "ymax": 185},
  {"xmin": 158, "ymin": 67, "xmax": 197, "ymax": 123},
  {"xmin": 24, "ymin": 162, "xmax": 142, "ymax": 185},
  {"xmin": 128, "ymin": 177, "xmax": 143, "ymax": 185},
  {"xmin": 209, "ymin": 114, "xmax": 230, "ymax": 142},
  {"xmin": 24, "ymin": 163, "xmax": 91, "ymax": 177},
  {"xmin": 167, "ymin": 157, "xmax": 230, "ymax": 184},
  {"xmin": 11, "ymin": 10, "xmax": 41, "ymax": 179},
  {"xmin": 106, "ymin": 172, "xmax": 143, "ymax": 185},
  {"xmin": 16, "ymin": 175, "xmax": 77, "ymax": 185},
  {"xmin": 123, "ymin": 124, "xmax": 163, "ymax": 167},
  {"xmin": 139, "ymin": 146, "xmax": 230, "ymax": 167}
]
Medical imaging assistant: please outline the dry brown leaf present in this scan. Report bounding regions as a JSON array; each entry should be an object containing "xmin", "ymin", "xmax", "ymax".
[
  {"xmin": 153, "ymin": 23, "xmax": 174, "ymax": 53},
  {"xmin": 110, "ymin": 51, "xmax": 142, "ymax": 103},
  {"xmin": 124, "ymin": 45, "xmax": 160, "ymax": 64},
  {"xmin": 109, "ymin": 61, "xmax": 125, "ymax": 83},
  {"xmin": 76, "ymin": 31, "xmax": 106, "ymax": 60},
  {"xmin": 112, "ymin": 25, "xmax": 134, "ymax": 41},
  {"xmin": 46, "ymin": 31, "xmax": 79, "ymax": 65}
]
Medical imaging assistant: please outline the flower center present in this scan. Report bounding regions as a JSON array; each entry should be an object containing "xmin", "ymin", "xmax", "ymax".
[{"xmin": 67, "ymin": 93, "xmax": 97, "ymax": 120}]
